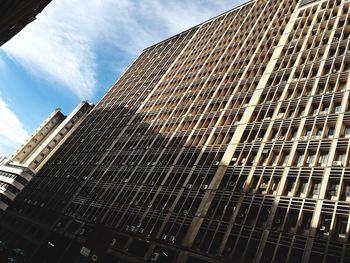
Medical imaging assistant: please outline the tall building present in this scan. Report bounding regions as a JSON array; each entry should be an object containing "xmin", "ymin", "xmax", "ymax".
[
  {"xmin": 0, "ymin": 102, "xmax": 93, "ymax": 211},
  {"xmin": 2, "ymin": 0, "xmax": 350, "ymax": 262},
  {"xmin": 0, "ymin": 0, "xmax": 52, "ymax": 46}
]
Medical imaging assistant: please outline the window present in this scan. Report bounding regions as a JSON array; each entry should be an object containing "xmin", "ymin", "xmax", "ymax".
[
  {"xmin": 344, "ymin": 127, "xmax": 350, "ymax": 138},
  {"xmin": 295, "ymin": 89, "xmax": 302, "ymax": 98},
  {"xmin": 296, "ymin": 153, "xmax": 304, "ymax": 166},
  {"xmin": 329, "ymin": 184, "xmax": 339, "ymax": 196},
  {"xmin": 259, "ymin": 181, "xmax": 268, "ymax": 192},
  {"xmin": 292, "ymin": 130, "xmax": 298, "ymax": 140},
  {"xmin": 261, "ymin": 154, "xmax": 269, "ymax": 166},
  {"xmin": 285, "ymin": 210, "xmax": 298, "ymax": 230},
  {"xmin": 334, "ymin": 104, "xmax": 341, "ymax": 113},
  {"xmin": 315, "ymin": 129, "xmax": 322, "ymax": 137},
  {"xmin": 306, "ymin": 153, "xmax": 316, "ymax": 166},
  {"xmin": 286, "ymin": 110, "xmax": 293, "ymax": 118},
  {"xmin": 313, "ymin": 183, "xmax": 321, "ymax": 196},
  {"xmin": 305, "ymin": 129, "xmax": 312, "ymax": 138},
  {"xmin": 300, "ymin": 181, "xmax": 308, "ymax": 194},
  {"xmin": 319, "ymin": 216, "xmax": 331, "ymax": 234},
  {"xmin": 282, "ymin": 153, "xmax": 290, "ymax": 166},
  {"xmin": 271, "ymin": 180, "xmax": 280, "ymax": 193},
  {"xmin": 272, "ymin": 153, "xmax": 279, "ymax": 166},
  {"xmin": 335, "ymin": 153, "xmax": 346, "ymax": 163},
  {"xmin": 271, "ymin": 130, "xmax": 278, "ymax": 140},
  {"xmin": 321, "ymin": 105, "xmax": 329, "ymax": 113},
  {"xmin": 328, "ymin": 127, "xmax": 335, "ymax": 138},
  {"xmin": 318, "ymin": 153, "xmax": 328, "ymax": 166},
  {"xmin": 345, "ymin": 185, "xmax": 350, "ymax": 198},
  {"xmin": 300, "ymin": 212, "xmax": 312, "ymax": 230},
  {"xmin": 286, "ymin": 179, "xmax": 296, "ymax": 193},
  {"xmin": 336, "ymin": 218, "xmax": 347, "ymax": 236}
]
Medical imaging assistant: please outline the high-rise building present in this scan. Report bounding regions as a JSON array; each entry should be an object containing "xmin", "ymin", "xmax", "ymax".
[
  {"xmin": 0, "ymin": 102, "xmax": 93, "ymax": 211},
  {"xmin": 2, "ymin": 0, "xmax": 350, "ymax": 262},
  {"xmin": 0, "ymin": 0, "xmax": 52, "ymax": 46}
]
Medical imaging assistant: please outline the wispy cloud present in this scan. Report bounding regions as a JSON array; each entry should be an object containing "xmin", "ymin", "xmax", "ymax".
[
  {"xmin": 2, "ymin": 0, "xmax": 243, "ymax": 100},
  {"xmin": 0, "ymin": 53, "xmax": 4, "ymax": 70},
  {"xmin": 0, "ymin": 98, "xmax": 29, "ymax": 157}
]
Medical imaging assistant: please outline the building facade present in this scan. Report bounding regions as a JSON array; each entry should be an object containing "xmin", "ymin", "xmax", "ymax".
[
  {"xmin": 0, "ymin": 102, "xmax": 93, "ymax": 211},
  {"xmin": 0, "ymin": 157, "xmax": 7, "ymax": 165},
  {"xmin": 2, "ymin": 0, "xmax": 350, "ymax": 262},
  {"xmin": 0, "ymin": 0, "xmax": 52, "ymax": 46}
]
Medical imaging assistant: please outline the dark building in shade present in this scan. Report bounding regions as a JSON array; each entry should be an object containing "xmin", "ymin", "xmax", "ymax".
[
  {"xmin": 2, "ymin": 0, "xmax": 350, "ymax": 262},
  {"xmin": 0, "ymin": 0, "xmax": 52, "ymax": 46},
  {"xmin": 0, "ymin": 102, "xmax": 93, "ymax": 212}
]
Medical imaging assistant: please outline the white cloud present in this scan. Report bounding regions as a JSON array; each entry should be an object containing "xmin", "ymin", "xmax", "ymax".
[
  {"xmin": 2, "ymin": 0, "xmax": 243, "ymax": 100},
  {"xmin": 0, "ymin": 98, "xmax": 29, "ymax": 157},
  {"xmin": 0, "ymin": 53, "xmax": 4, "ymax": 70}
]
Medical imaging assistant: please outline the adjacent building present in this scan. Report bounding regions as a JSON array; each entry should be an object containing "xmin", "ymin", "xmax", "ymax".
[
  {"xmin": 2, "ymin": 0, "xmax": 350, "ymax": 262},
  {"xmin": 0, "ymin": 0, "xmax": 52, "ymax": 46},
  {"xmin": 0, "ymin": 163, "xmax": 35, "ymax": 211},
  {"xmin": 0, "ymin": 102, "xmax": 93, "ymax": 211},
  {"xmin": 0, "ymin": 157, "xmax": 7, "ymax": 165}
]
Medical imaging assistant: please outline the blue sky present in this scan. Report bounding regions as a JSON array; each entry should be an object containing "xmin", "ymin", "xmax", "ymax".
[{"xmin": 0, "ymin": 0, "xmax": 245, "ymax": 157}]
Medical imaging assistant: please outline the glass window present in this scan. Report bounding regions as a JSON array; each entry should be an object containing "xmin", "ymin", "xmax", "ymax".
[
  {"xmin": 313, "ymin": 183, "xmax": 321, "ymax": 195},
  {"xmin": 300, "ymin": 212, "xmax": 312, "ymax": 229},
  {"xmin": 306, "ymin": 153, "xmax": 316, "ymax": 165},
  {"xmin": 305, "ymin": 129, "xmax": 312, "ymax": 138},
  {"xmin": 300, "ymin": 182, "xmax": 308, "ymax": 193},
  {"xmin": 344, "ymin": 127, "xmax": 350, "ymax": 138},
  {"xmin": 336, "ymin": 153, "xmax": 346, "ymax": 162},
  {"xmin": 318, "ymin": 153, "xmax": 328, "ymax": 165},
  {"xmin": 345, "ymin": 185, "xmax": 350, "ymax": 197},
  {"xmin": 271, "ymin": 131, "xmax": 278, "ymax": 140},
  {"xmin": 334, "ymin": 104, "xmax": 341, "ymax": 113},
  {"xmin": 259, "ymin": 181, "xmax": 268, "ymax": 190},
  {"xmin": 328, "ymin": 127, "xmax": 335, "ymax": 138},
  {"xmin": 316, "ymin": 129, "xmax": 322, "ymax": 137},
  {"xmin": 297, "ymin": 154, "xmax": 304, "ymax": 165},
  {"xmin": 272, "ymin": 154, "xmax": 279, "ymax": 166},
  {"xmin": 320, "ymin": 216, "xmax": 331, "ymax": 233},
  {"xmin": 329, "ymin": 184, "xmax": 339, "ymax": 196},
  {"xmin": 262, "ymin": 155, "xmax": 269, "ymax": 165},
  {"xmin": 337, "ymin": 218, "xmax": 347, "ymax": 235},
  {"xmin": 272, "ymin": 180, "xmax": 280, "ymax": 192},
  {"xmin": 282, "ymin": 153, "xmax": 290, "ymax": 166},
  {"xmin": 322, "ymin": 105, "xmax": 329, "ymax": 112},
  {"xmin": 286, "ymin": 180, "xmax": 296, "ymax": 192}
]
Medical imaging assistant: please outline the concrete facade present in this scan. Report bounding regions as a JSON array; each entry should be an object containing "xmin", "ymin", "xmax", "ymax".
[{"xmin": 2, "ymin": 0, "xmax": 350, "ymax": 262}]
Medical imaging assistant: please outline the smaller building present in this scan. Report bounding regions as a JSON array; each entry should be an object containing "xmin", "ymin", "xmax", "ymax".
[
  {"xmin": 0, "ymin": 101, "xmax": 93, "ymax": 211},
  {"xmin": 0, "ymin": 157, "xmax": 7, "ymax": 165},
  {"xmin": 0, "ymin": 163, "xmax": 34, "ymax": 211}
]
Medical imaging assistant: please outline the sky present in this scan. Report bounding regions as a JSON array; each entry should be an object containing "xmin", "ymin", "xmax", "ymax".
[{"xmin": 0, "ymin": 0, "xmax": 245, "ymax": 157}]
